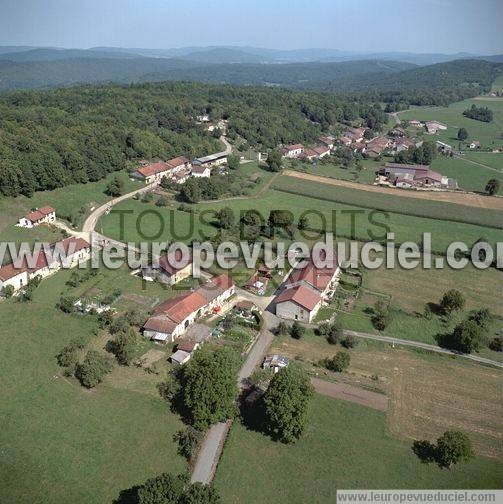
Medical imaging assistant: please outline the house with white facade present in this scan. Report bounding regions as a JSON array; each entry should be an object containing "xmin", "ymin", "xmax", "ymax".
[
  {"xmin": 275, "ymin": 254, "xmax": 340, "ymax": 322},
  {"xmin": 0, "ymin": 237, "xmax": 90, "ymax": 295},
  {"xmin": 143, "ymin": 274, "xmax": 235, "ymax": 343},
  {"xmin": 281, "ymin": 143, "xmax": 304, "ymax": 158},
  {"xmin": 191, "ymin": 165, "xmax": 211, "ymax": 178},
  {"xmin": 18, "ymin": 206, "xmax": 56, "ymax": 228}
]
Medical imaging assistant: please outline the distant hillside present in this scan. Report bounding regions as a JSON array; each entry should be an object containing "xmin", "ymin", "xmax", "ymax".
[
  {"xmin": 0, "ymin": 57, "xmax": 413, "ymax": 91},
  {"xmin": 0, "ymin": 48, "xmax": 139, "ymax": 62},
  {"xmin": 181, "ymin": 48, "xmax": 275, "ymax": 64}
]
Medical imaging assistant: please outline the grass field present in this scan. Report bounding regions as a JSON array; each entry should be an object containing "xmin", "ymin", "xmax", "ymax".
[
  {"xmin": 271, "ymin": 174, "xmax": 503, "ymax": 229},
  {"xmin": 462, "ymin": 151, "xmax": 503, "ymax": 171},
  {"xmin": 0, "ymin": 265, "xmax": 186, "ymax": 504},
  {"xmin": 399, "ymin": 97, "xmax": 503, "ymax": 150},
  {"xmin": 270, "ymin": 333, "xmax": 503, "ymax": 459},
  {"xmin": 0, "ymin": 170, "xmax": 142, "ymax": 238},
  {"xmin": 215, "ymin": 395, "xmax": 501, "ymax": 503},
  {"xmin": 288, "ymin": 159, "xmax": 378, "ymax": 185},
  {"xmin": 431, "ymin": 155, "xmax": 503, "ymax": 194},
  {"xmin": 100, "ymin": 187, "xmax": 503, "ymax": 252}
]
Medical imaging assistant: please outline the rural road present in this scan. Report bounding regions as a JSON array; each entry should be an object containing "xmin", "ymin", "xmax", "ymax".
[
  {"xmin": 343, "ymin": 330, "xmax": 503, "ymax": 368},
  {"xmin": 191, "ymin": 292, "xmax": 278, "ymax": 485}
]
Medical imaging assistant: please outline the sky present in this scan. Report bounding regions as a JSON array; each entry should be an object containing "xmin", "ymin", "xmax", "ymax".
[{"xmin": 0, "ymin": 0, "xmax": 502, "ymax": 54}]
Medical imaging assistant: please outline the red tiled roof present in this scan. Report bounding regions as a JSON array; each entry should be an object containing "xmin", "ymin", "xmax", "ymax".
[
  {"xmin": 52, "ymin": 237, "xmax": 90, "ymax": 255},
  {"xmin": 167, "ymin": 156, "xmax": 190, "ymax": 168},
  {"xmin": 285, "ymin": 143, "xmax": 304, "ymax": 151},
  {"xmin": 153, "ymin": 291, "xmax": 207, "ymax": 323},
  {"xmin": 136, "ymin": 161, "xmax": 170, "ymax": 178},
  {"xmin": 275, "ymin": 285, "xmax": 321, "ymax": 311},
  {"xmin": 210, "ymin": 273, "xmax": 234, "ymax": 292},
  {"xmin": 302, "ymin": 148, "xmax": 318, "ymax": 158},
  {"xmin": 287, "ymin": 253, "xmax": 339, "ymax": 292},
  {"xmin": 191, "ymin": 165, "xmax": 208, "ymax": 174},
  {"xmin": 177, "ymin": 340, "xmax": 199, "ymax": 353},
  {"xmin": 143, "ymin": 316, "xmax": 178, "ymax": 334},
  {"xmin": 38, "ymin": 206, "xmax": 55, "ymax": 215},
  {"xmin": 313, "ymin": 145, "xmax": 329, "ymax": 155}
]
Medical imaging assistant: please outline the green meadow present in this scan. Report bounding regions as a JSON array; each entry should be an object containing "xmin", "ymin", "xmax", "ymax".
[
  {"xmin": 214, "ymin": 396, "xmax": 502, "ymax": 503},
  {"xmin": 0, "ymin": 266, "xmax": 186, "ymax": 504},
  {"xmin": 399, "ymin": 97, "xmax": 503, "ymax": 149}
]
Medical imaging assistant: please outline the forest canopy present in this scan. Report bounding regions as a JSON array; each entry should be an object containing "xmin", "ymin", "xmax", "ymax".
[{"xmin": 0, "ymin": 81, "xmax": 385, "ymax": 197}]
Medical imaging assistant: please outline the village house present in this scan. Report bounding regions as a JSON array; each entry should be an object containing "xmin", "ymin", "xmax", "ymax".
[
  {"xmin": 301, "ymin": 147, "xmax": 319, "ymax": 161},
  {"xmin": 394, "ymin": 137, "xmax": 415, "ymax": 153},
  {"xmin": 134, "ymin": 161, "xmax": 171, "ymax": 184},
  {"xmin": 318, "ymin": 135, "xmax": 334, "ymax": 150},
  {"xmin": 470, "ymin": 140, "xmax": 481, "ymax": 149},
  {"xmin": 191, "ymin": 165, "xmax": 211, "ymax": 178},
  {"xmin": 167, "ymin": 156, "xmax": 192, "ymax": 173},
  {"xmin": 143, "ymin": 274, "xmax": 235, "ymax": 343},
  {"xmin": 0, "ymin": 236, "xmax": 91, "ymax": 294},
  {"xmin": 281, "ymin": 143, "xmax": 305, "ymax": 158},
  {"xmin": 365, "ymin": 136, "xmax": 390, "ymax": 157},
  {"xmin": 436, "ymin": 140, "xmax": 453, "ymax": 153},
  {"xmin": 408, "ymin": 119, "xmax": 423, "ymax": 128},
  {"xmin": 142, "ymin": 250, "xmax": 192, "ymax": 286},
  {"xmin": 339, "ymin": 135, "xmax": 353, "ymax": 147},
  {"xmin": 262, "ymin": 354, "xmax": 289, "ymax": 373},
  {"xmin": 312, "ymin": 145, "xmax": 331, "ymax": 158},
  {"xmin": 17, "ymin": 206, "xmax": 56, "ymax": 228},
  {"xmin": 275, "ymin": 254, "xmax": 340, "ymax": 322},
  {"xmin": 344, "ymin": 127, "xmax": 366, "ymax": 143},
  {"xmin": 425, "ymin": 121, "xmax": 447, "ymax": 134}
]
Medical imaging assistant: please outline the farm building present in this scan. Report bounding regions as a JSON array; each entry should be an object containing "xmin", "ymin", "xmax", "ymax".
[
  {"xmin": 193, "ymin": 152, "xmax": 228, "ymax": 167},
  {"xmin": 143, "ymin": 274, "xmax": 235, "ymax": 343},
  {"xmin": 18, "ymin": 206, "xmax": 56, "ymax": 228},
  {"xmin": 378, "ymin": 163, "xmax": 457, "ymax": 189},
  {"xmin": 263, "ymin": 354, "xmax": 289, "ymax": 373}
]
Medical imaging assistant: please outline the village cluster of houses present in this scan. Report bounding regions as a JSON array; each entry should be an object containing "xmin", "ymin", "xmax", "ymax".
[
  {"xmin": 377, "ymin": 162, "xmax": 458, "ymax": 190},
  {"xmin": 0, "ymin": 236, "xmax": 91, "ymax": 294},
  {"xmin": 134, "ymin": 151, "xmax": 228, "ymax": 185},
  {"xmin": 281, "ymin": 136, "xmax": 334, "ymax": 160}
]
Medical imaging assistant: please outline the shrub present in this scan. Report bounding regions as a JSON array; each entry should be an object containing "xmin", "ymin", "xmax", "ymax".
[
  {"xmin": 326, "ymin": 320, "xmax": 343, "ymax": 345},
  {"xmin": 488, "ymin": 337, "xmax": 502, "ymax": 352},
  {"xmin": 57, "ymin": 295, "xmax": 76, "ymax": 313},
  {"xmin": 372, "ymin": 300, "xmax": 390, "ymax": 330},
  {"xmin": 173, "ymin": 427, "xmax": 203, "ymax": 460},
  {"xmin": 341, "ymin": 334, "xmax": 357, "ymax": 349},
  {"xmin": 289, "ymin": 321, "xmax": 305, "ymax": 340},
  {"xmin": 440, "ymin": 289, "xmax": 465, "ymax": 315},
  {"xmin": 324, "ymin": 351, "xmax": 350, "ymax": 372},
  {"xmin": 2, "ymin": 285, "xmax": 14, "ymax": 298},
  {"xmin": 75, "ymin": 351, "xmax": 113, "ymax": 388}
]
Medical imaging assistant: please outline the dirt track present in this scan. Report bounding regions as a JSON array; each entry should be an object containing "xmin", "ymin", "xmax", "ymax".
[
  {"xmin": 311, "ymin": 377, "xmax": 388, "ymax": 411},
  {"xmin": 282, "ymin": 170, "xmax": 503, "ymax": 211}
]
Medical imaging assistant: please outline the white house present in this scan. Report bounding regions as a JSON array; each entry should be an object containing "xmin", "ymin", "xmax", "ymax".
[
  {"xmin": 143, "ymin": 274, "xmax": 235, "ymax": 343},
  {"xmin": 18, "ymin": 206, "xmax": 56, "ymax": 228},
  {"xmin": 0, "ymin": 236, "xmax": 90, "ymax": 295},
  {"xmin": 281, "ymin": 143, "xmax": 304, "ymax": 158},
  {"xmin": 134, "ymin": 161, "xmax": 172, "ymax": 184},
  {"xmin": 191, "ymin": 165, "xmax": 211, "ymax": 178},
  {"xmin": 275, "ymin": 254, "xmax": 340, "ymax": 322}
]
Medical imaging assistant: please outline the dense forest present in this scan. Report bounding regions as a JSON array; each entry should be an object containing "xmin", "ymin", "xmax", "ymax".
[{"xmin": 0, "ymin": 81, "xmax": 387, "ymax": 197}]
